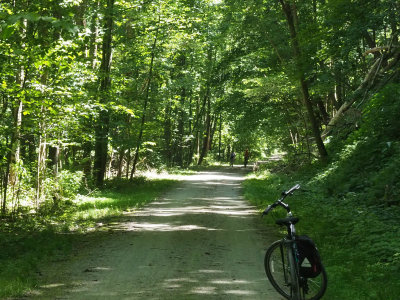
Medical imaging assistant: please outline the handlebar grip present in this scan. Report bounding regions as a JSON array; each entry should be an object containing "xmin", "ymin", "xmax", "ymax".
[
  {"xmin": 285, "ymin": 184, "xmax": 300, "ymax": 195},
  {"xmin": 262, "ymin": 205, "xmax": 272, "ymax": 216}
]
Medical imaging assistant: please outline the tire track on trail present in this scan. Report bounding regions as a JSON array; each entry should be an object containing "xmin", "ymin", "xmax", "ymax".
[{"xmin": 29, "ymin": 168, "xmax": 281, "ymax": 299}]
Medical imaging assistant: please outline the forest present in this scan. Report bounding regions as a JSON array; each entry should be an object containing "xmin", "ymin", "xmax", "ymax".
[{"xmin": 1, "ymin": 0, "xmax": 400, "ymax": 298}]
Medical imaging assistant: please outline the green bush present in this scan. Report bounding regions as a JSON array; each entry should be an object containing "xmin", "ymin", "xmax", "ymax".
[{"xmin": 57, "ymin": 170, "xmax": 84, "ymax": 198}]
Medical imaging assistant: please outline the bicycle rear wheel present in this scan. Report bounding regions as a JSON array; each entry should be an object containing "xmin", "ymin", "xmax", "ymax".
[
  {"xmin": 265, "ymin": 240, "xmax": 327, "ymax": 300},
  {"xmin": 299, "ymin": 265, "xmax": 327, "ymax": 300},
  {"xmin": 264, "ymin": 240, "xmax": 293, "ymax": 299}
]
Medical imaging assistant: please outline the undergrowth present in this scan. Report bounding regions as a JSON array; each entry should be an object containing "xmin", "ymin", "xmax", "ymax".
[
  {"xmin": 244, "ymin": 84, "xmax": 400, "ymax": 299},
  {"xmin": 0, "ymin": 176, "xmax": 177, "ymax": 299}
]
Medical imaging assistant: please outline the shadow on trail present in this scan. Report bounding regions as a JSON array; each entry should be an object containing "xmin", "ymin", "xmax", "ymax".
[{"xmin": 31, "ymin": 169, "xmax": 279, "ymax": 300}]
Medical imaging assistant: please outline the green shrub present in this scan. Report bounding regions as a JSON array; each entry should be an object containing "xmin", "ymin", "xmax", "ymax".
[
  {"xmin": 244, "ymin": 85, "xmax": 400, "ymax": 298},
  {"xmin": 57, "ymin": 170, "xmax": 84, "ymax": 199}
]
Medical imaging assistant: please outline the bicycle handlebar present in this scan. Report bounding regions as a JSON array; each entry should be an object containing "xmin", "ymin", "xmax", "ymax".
[
  {"xmin": 283, "ymin": 184, "xmax": 300, "ymax": 196},
  {"xmin": 262, "ymin": 184, "xmax": 300, "ymax": 216}
]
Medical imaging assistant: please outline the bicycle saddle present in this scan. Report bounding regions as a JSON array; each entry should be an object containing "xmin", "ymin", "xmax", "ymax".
[{"xmin": 275, "ymin": 217, "xmax": 299, "ymax": 226}]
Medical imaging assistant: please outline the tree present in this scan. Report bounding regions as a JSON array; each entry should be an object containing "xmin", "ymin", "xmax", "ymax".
[{"xmin": 94, "ymin": 0, "xmax": 114, "ymax": 186}]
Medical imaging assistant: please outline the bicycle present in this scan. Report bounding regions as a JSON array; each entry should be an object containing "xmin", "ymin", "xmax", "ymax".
[{"xmin": 262, "ymin": 184, "xmax": 327, "ymax": 300}]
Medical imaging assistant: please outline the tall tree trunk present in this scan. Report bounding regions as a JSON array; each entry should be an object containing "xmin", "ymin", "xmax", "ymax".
[
  {"xmin": 48, "ymin": 145, "xmax": 59, "ymax": 176},
  {"xmin": 125, "ymin": 149, "xmax": 131, "ymax": 178},
  {"xmin": 3, "ymin": 13, "xmax": 27, "ymax": 214},
  {"xmin": 36, "ymin": 120, "xmax": 47, "ymax": 208},
  {"xmin": 94, "ymin": 0, "xmax": 114, "ymax": 186},
  {"xmin": 82, "ymin": 1, "xmax": 100, "ymax": 179},
  {"xmin": 176, "ymin": 86, "xmax": 186, "ymax": 167},
  {"xmin": 116, "ymin": 148, "xmax": 125, "ymax": 178},
  {"xmin": 316, "ymin": 98, "xmax": 330, "ymax": 125},
  {"xmin": 197, "ymin": 47, "xmax": 214, "ymax": 165},
  {"xmin": 208, "ymin": 114, "xmax": 217, "ymax": 151},
  {"xmin": 164, "ymin": 99, "xmax": 172, "ymax": 165},
  {"xmin": 130, "ymin": 25, "xmax": 158, "ymax": 178},
  {"xmin": 192, "ymin": 96, "xmax": 201, "ymax": 162},
  {"xmin": 186, "ymin": 95, "xmax": 193, "ymax": 166},
  {"xmin": 279, "ymin": 0, "xmax": 328, "ymax": 159},
  {"xmin": 198, "ymin": 95, "xmax": 211, "ymax": 165},
  {"xmin": 218, "ymin": 113, "xmax": 222, "ymax": 161}
]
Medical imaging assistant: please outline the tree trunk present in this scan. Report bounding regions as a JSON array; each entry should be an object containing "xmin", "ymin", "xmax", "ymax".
[
  {"xmin": 279, "ymin": 0, "xmax": 328, "ymax": 159},
  {"xmin": 164, "ymin": 99, "xmax": 172, "ymax": 165},
  {"xmin": 186, "ymin": 96, "xmax": 194, "ymax": 166},
  {"xmin": 116, "ymin": 148, "xmax": 125, "ymax": 178},
  {"xmin": 94, "ymin": 0, "xmax": 114, "ymax": 187},
  {"xmin": 3, "ymin": 14, "xmax": 27, "ymax": 214},
  {"xmin": 176, "ymin": 86, "xmax": 186, "ymax": 167},
  {"xmin": 48, "ymin": 145, "xmax": 59, "ymax": 176},
  {"xmin": 198, "ymin": 95, "xmax": 211, "ymax": 165},
  {"xmin": 218, "ymin": 113, "xmax": 222, "ymax": 161},
  {"xmin": 125, "ymin": 149, "xmax": 131, "ymax": 178},
  {"xmin": 130, "ymin": 24, "xmax": 158, "ymax": 178},
  {"xmin": 36, "ymin": 124, "xmax": 47, "ymax": 208}
]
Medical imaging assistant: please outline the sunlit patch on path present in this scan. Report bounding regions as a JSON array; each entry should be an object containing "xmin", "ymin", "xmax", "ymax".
[{"xmin": 31, "ymin": 169, "xmax": 279, "ymax": 299}]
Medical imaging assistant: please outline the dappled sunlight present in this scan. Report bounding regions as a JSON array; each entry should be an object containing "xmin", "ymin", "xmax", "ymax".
[
  {"xmin": 225, "ymin": 289, "xmax": 258, "ymax": 295},
  {"xmin": 159, "ymin": 273, "xmax": 261, "ymax": 297},
  {"xmin": 105, "ymin": 171, "xmax": 260, "ymax": 233},
  {"xmin": 30, "ymin": 170, "xmax": 276, "ymax": 299},
  {"xmin": 40, "ymin": 283, "xmax": 65, "ymax": 289},
  {"xmin": 121, "ymin": 222, "xmax": 220, "ymax": 232},
  {"xmin": 165, "ymin": 278, "xmax": 198, "ymax": 283},
  {"xmin": 134, "ymin": 205, "xmax": 256, "ymax": 218},
  {"xmin": 210, "ymin": 279, "xmax": 249, "ymax": 285},
  {"xmin": 197, "ymin": 269, "xmax": 225, "ymax": 274},
  {"xmin": 191, "ymin": 286, "xmax": 217, "ymax": 294}
]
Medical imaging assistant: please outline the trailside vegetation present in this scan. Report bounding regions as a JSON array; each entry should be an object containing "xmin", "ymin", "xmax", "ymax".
[
  {"xmin": 0, "ymin": 0, "xmax": 399, "ymax": 298},
  {"xmin": 0, "ymin": 177, "xmax": 177, "ymax": 298},
  {"xmin": 244, "ymin": 84, "xmax": 400, "ymax": 299}
]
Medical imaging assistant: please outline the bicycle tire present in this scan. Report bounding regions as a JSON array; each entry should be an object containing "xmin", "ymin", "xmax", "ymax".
[{"xmin": 265, "ymin": 240, "xmax": 327, "ymax": 300}]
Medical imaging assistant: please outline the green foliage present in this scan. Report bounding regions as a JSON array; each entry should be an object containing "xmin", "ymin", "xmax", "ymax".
[
  {"xmin": 0, "ymin": 0, "xmax": 399, "ymax": 295},
  {"xmin": 41, "ymin": 170, "xmax": 84, "ymax": 205},
  {"xmin": 0, "ymin": 176, "xmax": 177, "ymax": 298},
  {"xmin": 245, "ymin": 170, "xmax": 400, "ymax": 299},
  {"xmin": 56, "ymin": 170, "xmax": 84, "ymax": 199},
  {"xmin": 244, "ymin": 84, "xmax": 400, "ymax": 298},
  {"xmin": 359, "ymin": 84, "xmax": 400, "ymax": 140},
  {"xmin": 321, "ymin": 85, "xmax": 400, "ymax": 206}
]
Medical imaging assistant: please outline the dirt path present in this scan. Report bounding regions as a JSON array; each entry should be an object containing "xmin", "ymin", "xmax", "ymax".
[{"xmin": 30, "ymin": 168, "xmax": 280, "ymax": 299}]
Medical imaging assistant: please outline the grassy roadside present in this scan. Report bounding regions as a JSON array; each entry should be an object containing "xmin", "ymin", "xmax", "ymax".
[
  {"xmin": 0, "ymin": 176, "xmax": 178, "ymax": 299},
  {"xmin": 243, "ymin": 166, "xmax": 400, "ymax": 300}
]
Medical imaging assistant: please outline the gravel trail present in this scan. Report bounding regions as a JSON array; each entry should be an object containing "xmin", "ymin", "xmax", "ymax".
[{"xmin": 30, "ymin": 168, "xmax": 281, "ymax": 299}]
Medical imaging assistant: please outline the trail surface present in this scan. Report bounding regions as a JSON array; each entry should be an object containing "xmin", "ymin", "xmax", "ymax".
[{"xmin": 30, "ymin": 168, "xmax": 280, "ymax": 299}]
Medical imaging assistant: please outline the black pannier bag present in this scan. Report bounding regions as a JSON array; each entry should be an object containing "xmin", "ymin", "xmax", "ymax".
[{"xmin": 296, "ymin": 235, "xmax": 322, "ymax": 278}]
